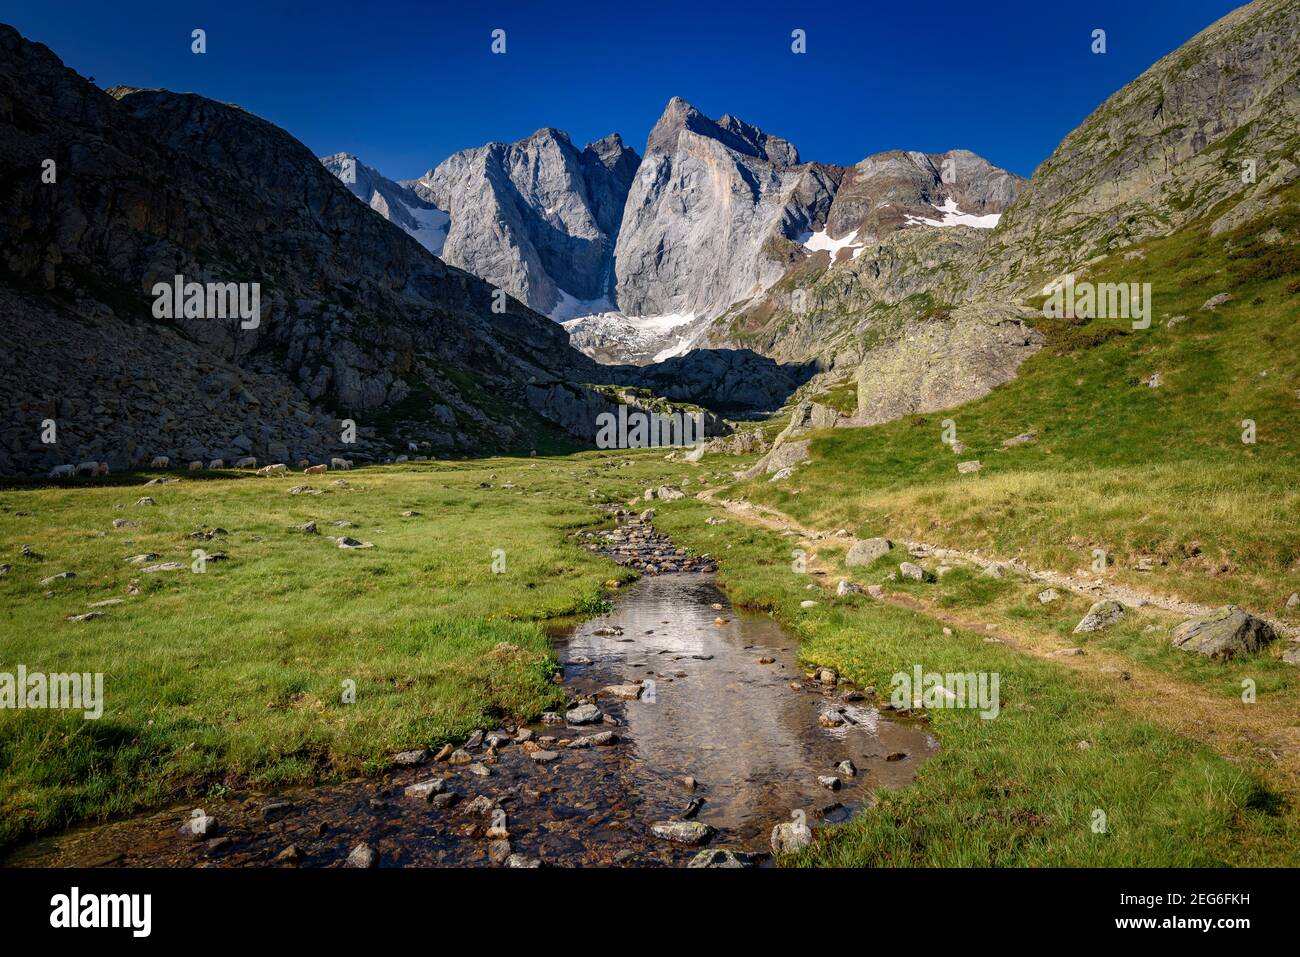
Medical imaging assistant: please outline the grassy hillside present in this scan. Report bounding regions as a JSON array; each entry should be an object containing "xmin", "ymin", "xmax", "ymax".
[{"xmin": 740, "ymin": 179, "xmax": 1300, "ymax": 619}]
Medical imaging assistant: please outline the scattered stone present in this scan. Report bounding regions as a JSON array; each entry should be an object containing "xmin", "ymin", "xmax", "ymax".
[
  {"xmin": 771, "ymin": 819, "xmax": 813, "ymax": 855},
  {"xmin": 345, "ymin": 843, "xmax": 377, "ymax": 868},
  {"xmin": 1170, "ymin": 606, "xmax": 1277, "ymax": 660},
  {"xmin": 468, "ymin": 762, "xmax": 491, "ymax": 777},
  {"xmin": 565, "ymin": 703, "xmax": 603, "ymax": 725},
  {"xmin": 899, "ymin": 561, "xmax": 931, "ymax": 582},
  {"xmin": 64, "ymin": 611, "xmax": 104, "ymax": 623},
  {"xmin": 1073, "ymin": 599, "xmax": 1125, "ymax": 634},
  {"xmin": 817, "ymin": 775, "xmax": 842, "ymax": 791},
  {"xmin": 957, "ymin": 460, "xmax": 982, "ymax": 474},
  {"xmin": 836, "ymin": 760, "xmax": 857, "ymax": 778},
  {"xmin": 336, "ymin": 537, "xmax": 374, "ymax": 549},
  {"xmin": 447, "ymin": 749, "xmax": 472, "ymax": 764},
  {"xmin": 818, "ymin": 709, "xmax": 846, "ymax": 728},
  {"xmin": 1287, "ymin": 593, "xmax": 1299, "ymax": 609},
  {"xmin": 1052, "ymin": 647, "xmax": 1086, "ymax": 657},
  {"xmin": 885, "ymin": 751, "xmax": 907, "ymax": 761},
  {"xmin": 290, "ymin": 522, "xmax": 318, "ymax": 534},
  {"xmin": 87, "ymin": 598, "xmax": 125, "ymax": 608},
  {"xmin": 528, "ymin": 749, "xmax": 560, "ymax": 763},
  {"xmin": 651, "ymin": 820, "xmax": 716, "ymax": 846},
  {"xmin": 141, "ymin": 562, "xmax": 184, "ymax": 572},
  {"xmin": 432, "ymin": 743, "xmax": 454, "ymax": 762},
  {"xmin": 135, "ymin": 497, "xmax": 156, "ymax": 507},
  {"xmin": 846, "ymin": 537, "xmax": 892, "ymax": 566},
  {"xmin": 431, "ymin": 792, "xmax": 460, "ymax": 809},
  {"xmin": 836, "ymin": 579, "xmax": 862, "ymax": 596},
  {"xmin": 687, "ymin": 848, "xmax": 757, "ymax": 868},
  {"xmin": 816, "ymin": 668, "xmax": 838, "ymax": 686},
  {"xmin": 506, "ymin": 853, "xmax": 541, "ymax": 868},
  {"xmin": 488, "ymin": 840, "xmax": 512, "ymax": 864},
  {"xmin": 179, "ymin": 811, "xmax": 216, "ymax": 840},
  {"xmin": 273, "ymin": 845, "xmax": 301, "ymax": 864},
  {"xmin": 111, "ymin": 519, "xmax": 140, "ymax": 529},
  {"xmin": 757, "ymin": 656, "xmax": 776, "ymax": 665},
  {"xmin": 1038, "ymin": 589, "xmax": 1060, "ymax": 604},
  {"xmin": 800, "ymin": 600, "xmax": 818, "ymax": 608},
  {"xmin": 463, "ymin": 795, "xmax": 497, "ymax": 817},
  {"xmin": 568, "ymin": 730, "xmax": 619, "ymax": 749},
  {"xmin": 39, "ymin": 571, "xmax": 76, "ymax": 585},
  {"xmin": 681, "ymin": 776, "xmax": 698, "ymax": 792},
  {"xmin": 1002, "ymin": 431, "xmax": 1037, "ymax": 447},
  {"xmin": 1281, "ymin": 646, "xmax": 1300, "ymax": 666},
  {"xmin": 600, "ymin": 683, "xmax": 643, "ymax": 700},
  {"xmin": 1200, "ymin": 293, "xmax": 1233, "ymax": 311}
]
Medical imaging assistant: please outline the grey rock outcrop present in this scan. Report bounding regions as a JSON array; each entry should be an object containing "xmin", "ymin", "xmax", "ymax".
[{"xmin": 1170, "ymin": 606, "xmax": 1277, "ymax": 660}]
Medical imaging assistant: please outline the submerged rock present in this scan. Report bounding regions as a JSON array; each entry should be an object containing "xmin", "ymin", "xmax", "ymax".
[{"xmin": 651, "ymin": 820, "xmax": 716, "ymax": 846}]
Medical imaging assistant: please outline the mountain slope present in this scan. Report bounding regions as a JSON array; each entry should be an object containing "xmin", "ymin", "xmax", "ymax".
[
  {"xmin": 0, "ymin": 24, "xmax": 599, "ymax": 474},
  {"xmin": 968, "ymin": 0, "xmax": 1300, "ymax": 297}
]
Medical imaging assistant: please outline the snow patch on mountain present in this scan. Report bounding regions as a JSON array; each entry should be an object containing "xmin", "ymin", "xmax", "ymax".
[
  {"xmin": 905, "ymin": 197, "xmax": 1002, "ymax": 229},
  {"xmin": 800, "ymin": 227, "xmax": 867, "ymax": 269},
  {"xmin": 562, "ymin": 310, "xmax": 698, "ymax": 365},
  {"xmin": 402, "ymin": 201, "xmax": 451, "ymax": 255}
]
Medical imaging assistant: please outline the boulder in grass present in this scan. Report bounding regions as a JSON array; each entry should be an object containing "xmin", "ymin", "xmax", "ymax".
[
  {"xmin": 899, "ymin": 561, "xmax": 931, "ymax": 582},
  {"xmin": 1170, "ymin": 606, "xmax": 1277, "ymax": 660},
  {"xmin": 846, "ymin": 537, "xmax": 892, "ymax": 566},
  {"xmin": 957, "ymin": 460, "xmax": 982, "ymax": 474},
  {"xmin": 1073, "ymin": 599, "xmax": 1125, "ymax": 634}
]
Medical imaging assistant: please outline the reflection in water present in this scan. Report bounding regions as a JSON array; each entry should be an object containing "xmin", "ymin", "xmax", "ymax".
[
  {"xmin": 8, "ymin": 574, "xmax": 934, "ymax": 867},
  {"xmin": 556, "ymin": 575, "xmax": 936, "ymax": 846}
]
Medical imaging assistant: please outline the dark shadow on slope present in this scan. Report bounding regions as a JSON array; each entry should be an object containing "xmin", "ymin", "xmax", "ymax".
[{"xmin": 602, "ymin": 348, "xmax": 819, "ymax": 415}]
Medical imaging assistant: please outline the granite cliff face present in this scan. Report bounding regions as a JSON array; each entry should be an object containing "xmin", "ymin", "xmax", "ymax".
[
  {"xmin": 0, "ymin": 25, "xmax": 605, "ymax": 474},
  {"xmin": 408, "ymin": 128, "xmax": 640, "ymax": 319},
  {"xmin": 327, "ymin": 97, "xmax": 1024, "ymax": 368}
]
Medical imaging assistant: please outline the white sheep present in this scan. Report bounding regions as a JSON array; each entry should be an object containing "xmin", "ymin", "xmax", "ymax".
[
  {"xmin": 150, "ymin": 456, "xmax": 170, "ymax": 469},
  {"xmin": 48, "ymin": 464, "xmax": 76, "ymax": 478},
  {"xmin": 233, "ymin": 457, "xmax": 257, "ymax": 469},
  {"xmin": 330, "ymin": 457, "xmax": 352, "ymax": 471}
]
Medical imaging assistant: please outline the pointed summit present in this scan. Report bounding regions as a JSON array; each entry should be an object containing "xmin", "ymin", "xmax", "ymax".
[{"xmin": 645, "ymin": 97, "xmax": 799, "ymax": 165}]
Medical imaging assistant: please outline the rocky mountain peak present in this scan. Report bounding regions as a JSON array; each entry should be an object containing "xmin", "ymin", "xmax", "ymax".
[{"xmin": 645, "ymin": 96, "xmax": 799, "ymax": 165}]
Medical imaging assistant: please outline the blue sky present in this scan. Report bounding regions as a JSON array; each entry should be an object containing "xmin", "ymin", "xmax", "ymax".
[{"xmin": 6, "ymin": 0, "xmax": 1244, "ymax": 180}]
